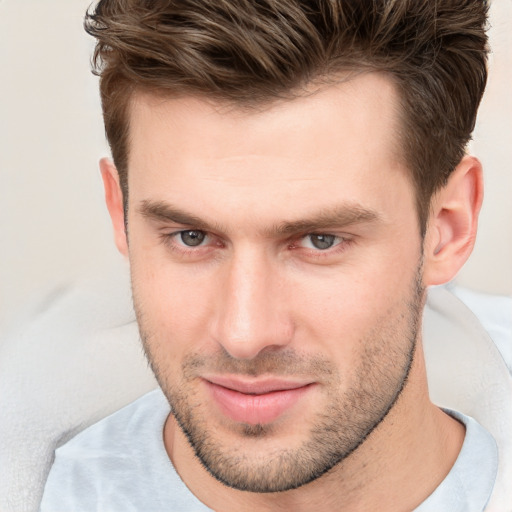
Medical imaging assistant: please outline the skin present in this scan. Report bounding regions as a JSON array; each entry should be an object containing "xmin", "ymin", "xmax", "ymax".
[{"xmin": 102, "ymin": 72, "xmax": 483, "ymax": 511}]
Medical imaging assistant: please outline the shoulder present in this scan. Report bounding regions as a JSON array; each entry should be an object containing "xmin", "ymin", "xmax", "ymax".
[
  {"xmin": 415, "ymin": 409, "xmax": 498, "ymax": 512},
  {"xmin": 40, "ymin": 389, "xmax": 175, "ymax": 511},
  {"xmin": 56, "ymin": 388, "xmax": 169, "ymax": 455},
  {"xmin": 424, "ymin": 284, "xmax": 512, "ymax": 509}
]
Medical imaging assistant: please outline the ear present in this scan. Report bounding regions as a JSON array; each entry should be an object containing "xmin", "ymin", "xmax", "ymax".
[
  {"xmin": 423, "ymin": 155, "xmax": 484, "ymax": 286},
  {"xmin": 100, "ymin": 157, "xmax": 129, "ymax": 257}
]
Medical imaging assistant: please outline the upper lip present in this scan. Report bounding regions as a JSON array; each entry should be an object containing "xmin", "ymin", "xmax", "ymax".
[{"xmin": 203, "ymin": 375, "xmax": 313, "ymax": 395}]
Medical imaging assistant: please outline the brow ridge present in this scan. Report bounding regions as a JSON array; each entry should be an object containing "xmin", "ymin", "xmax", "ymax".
[{"xmin": 138, "ymin": 199, "xmax": 380, "ymax": 237}]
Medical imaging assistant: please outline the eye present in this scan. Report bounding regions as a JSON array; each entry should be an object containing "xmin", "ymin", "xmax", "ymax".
[
  {"xmin": 301, "ymin": 234, "xmax": 339, "ymax": 250},
  {"xmin": 178, "ymin": 230, "xmax": 207, "ymax": 247}
]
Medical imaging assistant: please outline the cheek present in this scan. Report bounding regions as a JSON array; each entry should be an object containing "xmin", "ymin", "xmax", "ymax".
[
  {"xmin": 129, "ymin": 246, "xmax": 217, "ymax": 361},
  {"xmin": 288, "ymin": 246, "xmax": 420, "ymax": 357}
]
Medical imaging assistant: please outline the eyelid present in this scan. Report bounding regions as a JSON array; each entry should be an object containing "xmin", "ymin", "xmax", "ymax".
[
  {"xmin": 298, "ymin": 233, "xmax": 342, "ymax": 250},
  {"xmin": 288, "ymin": 232, "xmax": 355, "ymax": 260},
  {"xmin": 159, "ymin": 227, "xmax": 354, "ymax": 261},
  {"xmin": 172, "ymin": 229, "xmax": 210, "ymax": 247},
  {"xmin": 295, "ymin": 232, "xmax": 346, "ymax": 244}
]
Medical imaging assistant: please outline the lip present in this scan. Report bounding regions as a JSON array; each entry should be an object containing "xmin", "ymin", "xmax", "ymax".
[{"xmin": 203, "ymin": 376, "xmax": 314, "ymax": 425}]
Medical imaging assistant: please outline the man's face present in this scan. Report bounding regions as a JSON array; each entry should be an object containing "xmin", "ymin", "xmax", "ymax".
[{"xmin": 125, "ymin": 73, "xmax": 425, "ymax": 492}]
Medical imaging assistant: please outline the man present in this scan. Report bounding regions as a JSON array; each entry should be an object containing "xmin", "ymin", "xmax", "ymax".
[{"xmin": 40, "ymin": 0, "xmax": 509, "ymax": 510}]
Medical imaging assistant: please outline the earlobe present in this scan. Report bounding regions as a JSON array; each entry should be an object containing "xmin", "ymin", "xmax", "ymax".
[
  {"xmin": 423, "ymin": 155, "xmax": 483, "ymax": 286},
  {"xmin": 99, "ymin": 157, "xmax": 129, "ymax": 257}
]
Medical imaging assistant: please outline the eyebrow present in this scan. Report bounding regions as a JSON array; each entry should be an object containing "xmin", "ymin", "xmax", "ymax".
[
  {"xmin": 139, "ymin": 200, "xmax": 223, "ymax": 232},
  {"xmin": 138, "ymin": 199, "xmax": 380, "ymax": 237},
  {"xmin": 271, "ymin": 206, "xmax": 380, "ymax": 236}
]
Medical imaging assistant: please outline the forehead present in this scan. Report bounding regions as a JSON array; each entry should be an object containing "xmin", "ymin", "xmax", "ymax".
[
  {"xmin": 126, "ymin": 73, "xmax": 411, "ymax": 225},
  {"xmin": 129, "ymin": 72, "xmax": 402, "ymax": 159}
]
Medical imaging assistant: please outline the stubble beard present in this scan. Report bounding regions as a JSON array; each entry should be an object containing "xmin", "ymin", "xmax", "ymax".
[{"xmin": 135, "ymin": 268, "xmax": 425, "ymax": 493}]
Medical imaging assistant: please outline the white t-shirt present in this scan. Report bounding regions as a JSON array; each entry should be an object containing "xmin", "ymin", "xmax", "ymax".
[{"xmin": 40, "ymin": 389, "xmax": 498, "ymax": 512}]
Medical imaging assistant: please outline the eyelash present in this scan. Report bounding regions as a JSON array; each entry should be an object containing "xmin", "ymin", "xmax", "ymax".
[
  {"xmin": 160, "ymin": 230, "xmax": 222, "ymax": 257},
  {"xmin": 160, "ymin": 230, "xmax": 354, "ymax": 261},
  {"xmin": 289, "ymin": 235, "xmax": 352, "ymax": 256}
]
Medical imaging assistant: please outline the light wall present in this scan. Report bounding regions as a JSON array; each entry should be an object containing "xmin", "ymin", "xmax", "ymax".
[{"xmin": 1, "ymin": 0, "xmax": 511, "ymax": 332}]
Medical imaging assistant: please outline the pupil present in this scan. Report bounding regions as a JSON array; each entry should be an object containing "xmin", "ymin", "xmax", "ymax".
[
  {"xmin": 311, "ymin": 234, "xmax": 335, "ymax": 250},
  {"xmin": 181, "ymin": 230, "xmax": 205, "ymax": 246}
]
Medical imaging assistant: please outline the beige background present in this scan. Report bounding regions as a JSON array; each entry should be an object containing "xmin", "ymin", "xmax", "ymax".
[{"xmin": 1, "ymin": 0, "xmax": 511, "ymax": 333}]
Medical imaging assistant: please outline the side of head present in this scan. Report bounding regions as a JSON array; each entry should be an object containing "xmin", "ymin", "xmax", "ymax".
[{"xmin": 85, "ymin": 0, "xmax": 489, "ymax": 233}]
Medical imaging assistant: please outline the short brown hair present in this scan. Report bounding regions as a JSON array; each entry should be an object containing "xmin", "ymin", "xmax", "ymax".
[{"xmin": 85, "ymin": 0, "xmax": 489, "ymax": 231}]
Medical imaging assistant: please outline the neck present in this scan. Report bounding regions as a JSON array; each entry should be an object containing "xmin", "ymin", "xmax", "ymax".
[{"xmin": 165, "ymin": 341, "xmax": 465, "ymax": 512}]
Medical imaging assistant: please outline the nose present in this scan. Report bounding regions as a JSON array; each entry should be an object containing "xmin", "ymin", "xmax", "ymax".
[{"xmin": 209, "ymin": 248, "xmax": 294, "ymax": 360}]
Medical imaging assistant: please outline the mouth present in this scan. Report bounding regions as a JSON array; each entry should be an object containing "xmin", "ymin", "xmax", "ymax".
[{"xmin": 203, "ymin": 376, "xmax": 315, "ymax": 425}]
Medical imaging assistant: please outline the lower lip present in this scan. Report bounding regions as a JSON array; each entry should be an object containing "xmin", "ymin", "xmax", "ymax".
[{"xmin": 205, "ymin": 381, "xmax": 312, "ymax": 425}]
